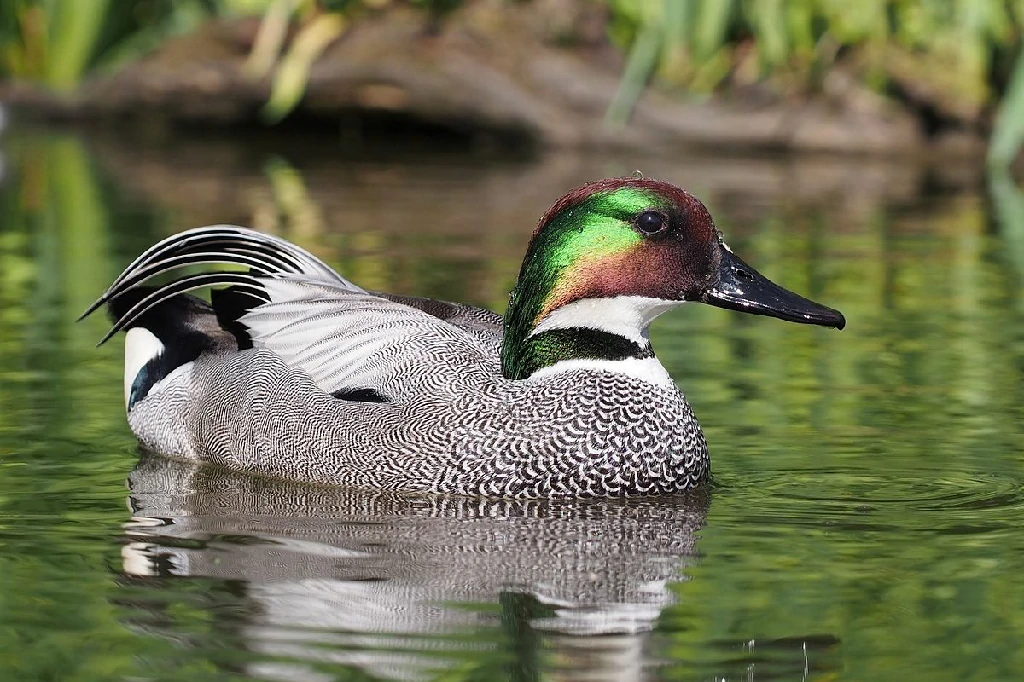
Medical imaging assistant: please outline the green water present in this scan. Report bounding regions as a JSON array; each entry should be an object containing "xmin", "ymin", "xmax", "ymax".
[{"xmin": 1, "ymin": 126, "xmax": 1023, "ymax": 681}]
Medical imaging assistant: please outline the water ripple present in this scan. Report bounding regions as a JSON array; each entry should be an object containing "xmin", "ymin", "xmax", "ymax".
[{"xmin": 713, "ymin": 469, "xmax": 1024, "ymax": 533}]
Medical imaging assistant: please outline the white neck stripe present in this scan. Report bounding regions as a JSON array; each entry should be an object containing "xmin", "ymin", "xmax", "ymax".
[
  {"xmin": 529, "ymin": 296, "xmax": 683, "ymax": 346},
  {"xmin": 526, "ymin": 357, "xmax": 677, "ymax": 390}
]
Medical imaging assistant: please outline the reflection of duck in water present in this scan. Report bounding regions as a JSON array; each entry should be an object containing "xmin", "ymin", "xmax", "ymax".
[
  {"xmin": 120, "ymin": 455, "xmax": 840, "ymax": 681},
  {"xmin": 86, "ymin": 178, "xmax": 844, "ymax": 498},
  {"xmin": 121, "ymin": 453, "xmax": 709, "ymax": 681}
]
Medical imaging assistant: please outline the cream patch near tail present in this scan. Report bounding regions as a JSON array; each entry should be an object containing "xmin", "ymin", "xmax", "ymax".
[{"xmin": 124, "ymin": 327, "xmax": 165, "ymax": 409}]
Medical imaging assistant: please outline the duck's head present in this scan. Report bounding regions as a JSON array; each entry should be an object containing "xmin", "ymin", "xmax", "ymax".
[{"xmin": 502, "ymin": 177, "xmax": 845, "ymax": 381}]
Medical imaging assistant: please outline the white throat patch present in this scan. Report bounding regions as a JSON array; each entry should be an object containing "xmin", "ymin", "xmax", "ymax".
[{"xmin": 529, "ymin": 296, "xmax": 683, "ymax": 346}]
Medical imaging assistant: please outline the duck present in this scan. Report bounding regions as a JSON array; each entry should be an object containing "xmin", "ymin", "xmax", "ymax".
[{"xmin": 82, "ymin": 178, "xmax": 845, "ymax": 498}]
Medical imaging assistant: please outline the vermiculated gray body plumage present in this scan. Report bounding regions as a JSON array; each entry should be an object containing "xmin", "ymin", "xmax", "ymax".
[{"xmin": 131, "ymin": 345, "xmax": 708, "ymax": 498}]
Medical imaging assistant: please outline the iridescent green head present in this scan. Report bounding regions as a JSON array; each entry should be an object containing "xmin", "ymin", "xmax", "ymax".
[{"xmin": 501, "ymin": 178, "xmax": 845, "ymax": 380}]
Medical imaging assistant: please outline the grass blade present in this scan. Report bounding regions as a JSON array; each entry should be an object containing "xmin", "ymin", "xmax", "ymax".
[{"xmin": 988, "ymin": 47, "xmax": 1024, "ymax": 168}]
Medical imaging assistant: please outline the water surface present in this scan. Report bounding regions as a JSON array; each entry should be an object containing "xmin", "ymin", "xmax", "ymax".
[{"xmin": 1, "ymin": 127, "xmax": 1023, "ymax": 681}]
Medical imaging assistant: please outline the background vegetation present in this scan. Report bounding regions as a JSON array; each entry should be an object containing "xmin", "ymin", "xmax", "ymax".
[{"xmin": 1, "ymin": 0, "xmax": 1024, "ymax": 162}]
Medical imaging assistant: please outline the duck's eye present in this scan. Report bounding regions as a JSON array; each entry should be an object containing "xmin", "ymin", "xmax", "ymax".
[{"xmin": 636, "ymin": 211, "xmax": 667, "ymax": 235}]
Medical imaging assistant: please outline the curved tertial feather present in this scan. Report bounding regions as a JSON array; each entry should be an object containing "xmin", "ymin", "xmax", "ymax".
[
  {"xmin": 81, "ymin": 226, "xmax": 364, "ymax": 344},
  {"xmin": 80, "ymin": 225, "xmax": 358, "ymax": 320},
  {"xmin": 99, "ymin": 272, "xmax": 270, "ymax": 345},
  {"xmin": 242, "ymin": 278, "xmax": 499, "ymax": 399}
]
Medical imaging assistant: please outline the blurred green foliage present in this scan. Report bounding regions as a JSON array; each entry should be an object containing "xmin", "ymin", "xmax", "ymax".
[
  {"xmin": 1, "ymin": 0, "xmax": 1024, "ymax": 163},
  {"xmin": 0, "ymin": 0, "xmax": 217, "ymax": 89},
  {"xmin": 604, "ymin": 0, "xmax": 1024, "ymax": 166},
  {"xmin": 606, "ymin": 0, "xmax": 1023, "ymax": 94}
]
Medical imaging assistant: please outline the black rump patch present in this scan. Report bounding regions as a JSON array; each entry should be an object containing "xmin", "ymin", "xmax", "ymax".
[{"xmin": 211, "ymin": 286, "xmax": 263, "ymax": 350}]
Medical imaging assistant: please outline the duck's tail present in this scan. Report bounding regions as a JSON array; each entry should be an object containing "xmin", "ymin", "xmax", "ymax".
[{"xmin": 80, "ymin": 226, "xmax": 353, "ymax": 410}]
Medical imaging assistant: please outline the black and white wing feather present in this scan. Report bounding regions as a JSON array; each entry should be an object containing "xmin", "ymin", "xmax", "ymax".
[
  {"xmin": 82, "ymin": 225, "xmax": 358, "ymax": 341},
  {"xmin": 83, "ymin": 225, "xmax": 503, "ymax": 401},
  {"xmin": 242, "ymin": 278, "xmax": 499, "ymax": 399}
]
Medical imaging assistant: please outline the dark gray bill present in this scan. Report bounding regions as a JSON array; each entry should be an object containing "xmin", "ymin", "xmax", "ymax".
[{"xmin": 702, "ymin": 247, "xmax": 846, "ymax": 329}]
